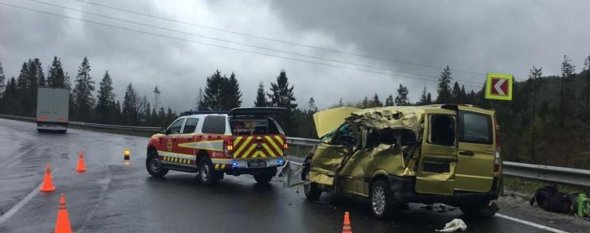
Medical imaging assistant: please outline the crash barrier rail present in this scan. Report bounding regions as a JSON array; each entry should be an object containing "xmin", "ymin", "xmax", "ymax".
[
  {"xmin": 285, "ymin": 136, "xmax": 590, "ymax": 188},
  {"xmin": 1, "ymin": 114, "xmax": 589, "ymax": 187}
]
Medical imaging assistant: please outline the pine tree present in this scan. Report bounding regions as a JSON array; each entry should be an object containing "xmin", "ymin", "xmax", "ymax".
[
  {"xmin": 528, "ymin": 66, "xmax": 542, "ymax": 162},
  {"xmin": 221, "ymin": 72, "xmax": 242, "ymax": 110},
  {"xmin": 460, "ymin": 85, "xmax": 467, "ymax": 104},
  {"xmin": 451, "ymin": 82, "xmax": 461, "ymax": 104},
  {"xmin": 395, "ymin": 84, "xmax": 409, "ymax": 106},
  {"xmin": 122, "ymin": 83, "xmax": 138, "ymax": 125},
  {"xmin": 371, "ymin": 93, "xmax": 382, "ymax": 107},
  {"xmin": 72, "ymin": 57, "xmax": 95, "ymax": 120},
  {"xmin": 559, "ymin": 55, "xmax": 575, "ymax": 126},
  {"xmin": 254, "ymin": 82, "xmax": 267, "ymax": 107},
  {"xmin": 426, "ymin": 93, "xmax": 432, "ymax": 104},
  {"xmin": 202, "ymin": 70, "xmax": 225, "ymax": 111},
  {"xmin": 153, "ymin": 86, "xmax": 161, "ymax": 110},
  {"xmin": 267, "ymin": 70, "xmax": 297, "ymax": 133},
  {"xmin": 308, "ymin": 97, "xmax": 317, "ymax": 113},
  {"xmin": 95, "ymin": 71, "xmax": 116, "ymax": 123},
  {"xmin": 0, "ymin": 59, "xmax": 5, "ymax": 95},
  {"xmin": 32, "ymin": 58, "xmax": 45, "ymax": 87},
  {"xmin": 418, "ymin": 87, "xmax": 428, "ymax": 105},
  {"xmin": 16, "ymin": 60, "xmax": 38, "ymax": 116},
  {"xmin": 196, "ymin": 88, "xmax": 207, "ymax": 111},
  {"xmin": 436, "ymin": 66, "xmax": 453, "ymax": 103},
  {"xmin": 1, "ymin": 77, "xmax": 17, "ymax": 114},
  {"xmin": 385, "ymin": 94, "xmax": 394, "ymax": 106},
  {"xmin": 47, "ymin": 56, "xmax": 67, "ymax": 88},
  {"xmin": 338, "ymin": 98, "xmax": 344, "ymax": 107}
]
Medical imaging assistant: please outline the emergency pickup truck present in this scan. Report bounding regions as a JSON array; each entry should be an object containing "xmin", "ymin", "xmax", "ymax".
[{"xmin": 146, "ymin": 107, "xmax": 287, "ymax": 185}]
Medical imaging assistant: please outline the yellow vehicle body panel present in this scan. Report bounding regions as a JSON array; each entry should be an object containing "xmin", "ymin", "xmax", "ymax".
[
  {"xmin": 313, "ymin": 107, "xmax": 359, "ymax": 138},
  {"xmin": 308, "ymin": 104, "xmax": 500, "ymax": 198}
]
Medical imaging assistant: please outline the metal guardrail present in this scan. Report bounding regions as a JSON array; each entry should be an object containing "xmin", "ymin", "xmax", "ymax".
[
  {"xmin": 285, "ymin": 137, "xmax": 590, "ymax": 188},
  {"xmin": 1, "ymin": 114, "xmax": 589, "ymax": 187}
]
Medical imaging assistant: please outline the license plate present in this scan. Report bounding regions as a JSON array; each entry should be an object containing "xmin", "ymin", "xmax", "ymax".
[{"xmin": 248, "ymin": 160, "xmax": 266, "ymax": 168}]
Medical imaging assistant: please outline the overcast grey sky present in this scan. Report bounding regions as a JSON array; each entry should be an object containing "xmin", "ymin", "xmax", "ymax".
[{"xmin": 1, "ymin": 0, "xmax": 589, "ymax": 111}]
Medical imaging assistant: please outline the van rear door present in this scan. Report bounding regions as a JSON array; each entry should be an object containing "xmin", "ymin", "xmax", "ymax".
[{"xmin": 454, "ymin": 108, "xmax": 495, "ymax": 192}]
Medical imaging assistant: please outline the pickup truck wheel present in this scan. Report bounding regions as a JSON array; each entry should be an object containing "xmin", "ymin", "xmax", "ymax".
[
  {"xmin": 146, "ymin": 150, "xmax": 168, "ymax": 177},
  {"xmin": 371, "ymin": 180, "xmax": 395, "ymax": 219},
  {"xmin": 254, "ymin": 173, "xmax": 273, "ymax": 184},
  {"xmin": 460, "ymin": 202, "xmax": 498, "ymax": 219},
  {"xmin": 198, "ymin": 157, "xmax": 217, "ymax": 186}
]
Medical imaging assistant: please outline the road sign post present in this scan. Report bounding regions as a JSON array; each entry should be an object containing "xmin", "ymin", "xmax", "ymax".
[{"xmin": 485, "ymin": 73, "xmax": 513, "ymax": 101}]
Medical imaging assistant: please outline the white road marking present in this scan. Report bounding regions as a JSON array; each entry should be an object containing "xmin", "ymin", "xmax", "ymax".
[
  {"xmin": 493, "ymin": 79, "xmax": 506, "ymax": 95},
  {"xmin": 0, "ymin": 179, "xmax": 45, "ymax": 224},
  {"xmin": 496, "ymin": 213, "xmax": 568, "ymax": 233}
]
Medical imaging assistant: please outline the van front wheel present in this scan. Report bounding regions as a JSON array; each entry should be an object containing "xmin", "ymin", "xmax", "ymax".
[{"xmin": 371, "ymin": 180, "xmax": 395, "ymax": 219}]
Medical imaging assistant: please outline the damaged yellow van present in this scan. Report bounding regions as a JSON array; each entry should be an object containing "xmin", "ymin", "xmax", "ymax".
[{"xmin": 302, "ymin": 105, "xmax": 502, "ymax": 219}]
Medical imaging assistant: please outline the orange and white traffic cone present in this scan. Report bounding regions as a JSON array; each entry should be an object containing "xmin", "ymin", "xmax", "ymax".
[
  {"xmin": 342, "ymin": 211, "xmax": 352, "ymax": 233},
  {"xmin": 75, "ymin": 152, "xmax": 86, "ymax": 173},
  {"xmin": 40, "ymin": 164, "xmax": 56, "ymax": 192},
  {"xmin": 54, "ymin": 193, "xmax": 73, "ymax": 233}
]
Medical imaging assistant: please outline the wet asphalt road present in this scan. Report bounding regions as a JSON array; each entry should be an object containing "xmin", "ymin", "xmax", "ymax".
[{"xmin": 0, "ymin": 118, "xmax": 575, "ymax": 233}]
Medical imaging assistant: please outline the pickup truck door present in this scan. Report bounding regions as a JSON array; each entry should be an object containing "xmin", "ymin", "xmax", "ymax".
[
  {"xmin": 415, "ymin": 109, "xmax": 458, "ymax": 195},
  {"xmin": 161, "ymin": 118, "xmax": 185, "ymax": 163}
]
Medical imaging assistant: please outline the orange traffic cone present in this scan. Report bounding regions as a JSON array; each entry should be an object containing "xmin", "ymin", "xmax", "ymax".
[
  {"xmin": 40, "ymin": 164, "xmax": 56, "ymax": 192},
  {"xmin": 342, "ymin": 211, "xmax": 352, "ymax": 233},
  {"xmin": 54, "ymin": 193, "xmax": 73, "ymax": 233},
  {"xmin": 75, "ymin": 152, "xmax": 86, "ymax": 173}
]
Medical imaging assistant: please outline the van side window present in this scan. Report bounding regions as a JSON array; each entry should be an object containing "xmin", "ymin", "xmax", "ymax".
[
  {"xmin": 459, "ymin": 112, "xmax": 492, "ymax": 144},
  {"xmin": 182, "ymin": 118, "xmax": 199, "ymax": 134},
  {"xmin": 202, "ymin": 116, "xmax": 226, "ymax": 134},
  {"xmin": 429, "ymin": 115, "xmax": 455, "ymax": 146},
  {"xmin": 167, "ymin": 118, "xmax": 185, "ymax": 134}
]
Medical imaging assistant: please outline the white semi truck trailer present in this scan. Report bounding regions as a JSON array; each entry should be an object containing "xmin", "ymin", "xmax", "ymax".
[{"xmin": 36, "ymin": 88, "xmax": 69, "ymax": 133}]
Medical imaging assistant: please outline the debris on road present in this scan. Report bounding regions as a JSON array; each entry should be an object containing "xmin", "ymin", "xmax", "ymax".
[
  {"xmin": 530, "ymin": 185, "xmax": 590, "ymax": 220},
  {"xmin": 435, "ymin": 218, "xmax": 467, "ymax": 232}
]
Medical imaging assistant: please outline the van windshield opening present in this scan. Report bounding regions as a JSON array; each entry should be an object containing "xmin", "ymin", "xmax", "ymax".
[{"xmin": 230, "ymin": 118, "xmax": 281, "ymax": 135}]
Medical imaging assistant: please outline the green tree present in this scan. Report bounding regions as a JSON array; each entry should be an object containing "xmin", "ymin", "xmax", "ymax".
[
  {"xmin": 559, "ymin": 55, "xmax": 575, "ymax": 126},
  {"xmin": 417, "ymin": 87, "xmax": 428, "ymax": 105},
  {"xmin": 202, "ymin": 70, "xmax": 226, "ymax": 111},
  {"xmin": 32, "ymin": 58, "xmax": 45, "ymax": 87},
  {"xmin": 385, "ymin": 94, "xmax": 394, "ymax": 106},
  {"xmin": 308, "ymin": 97, "xmax": 317, "ymax": 113},
  {"xmin": 47, "ymin": 56, "xmax": 67, "ymax": 88},
  {"xmin": 221, "ymin": 72, "xmax": 242, "ymax": 109},
  {"xmin": 254, "ymin": 82, "xmax": 268, "ymax": 107},
  {"xmin": 451, "ymin": 82, "xmax": 461, "ymax": 103},
  {"xmin": 267, "ymin": 70, "xmax": 297, "ymax": 133},
  {"xmin": 16, "ymin": 60, "xmax": 39, "ymax": 116},
  {"xmin": 1, "ymin": 77, "xmax": 17, "ymax": 114},
  {"xmin": 122, "ymin": 83, "xmax": 138, "ymax": 125},
  {"xmin": 72, "ymin": 57, "xmax": 95, "ymax": 120},
  {"xmin": 95, "ymin": 71, "xmax": 116, "ymax": 123},
  {"xmin": 436, "ymin": 66, "xmax": 453, "ymax": 103},
  {"xmin": 153, "ymin": 86, "xmax": 161, "ymax": 110},
  {"xmin": 395, "ymin": 84, "xmax": 409, "ymax": 106},
  {"xmin": 0, "ymin": 59, "xmax": 5, "ymax": 95},
  {"xmin": 371, "ymin": 93, "xmax": 383, "ymax": 107}
]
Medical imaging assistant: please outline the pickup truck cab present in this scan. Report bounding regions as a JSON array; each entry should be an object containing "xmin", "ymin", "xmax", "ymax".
[{"xmin": 146, "ymin": 107, "xmax": 287, "ymax": 185}]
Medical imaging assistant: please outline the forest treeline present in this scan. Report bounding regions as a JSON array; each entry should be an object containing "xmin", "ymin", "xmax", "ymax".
[{"xmin": 0, "ymin": 55, "xmax": 589, "ymax": 168}]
